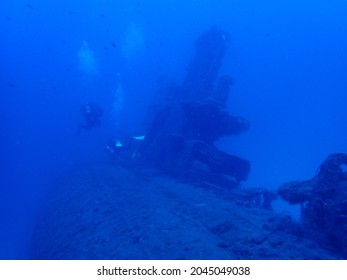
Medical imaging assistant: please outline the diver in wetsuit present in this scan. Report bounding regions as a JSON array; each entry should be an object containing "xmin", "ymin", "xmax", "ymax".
[{"xmin": 77, "ymin": 102, "xmax": 103, "ymax": 135}]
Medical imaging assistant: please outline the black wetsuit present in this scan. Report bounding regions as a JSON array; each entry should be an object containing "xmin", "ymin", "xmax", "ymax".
[{"xmin": 77, "ymin": 102, "xmax": 103, "ymax": 135}]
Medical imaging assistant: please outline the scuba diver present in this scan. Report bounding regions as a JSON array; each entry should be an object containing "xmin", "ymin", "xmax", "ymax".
[
  {"xmin": 77, "ymin": 102, "xmax": 103, "ymax": 135},
  {"xmin": 105, "ymin": 135, "xmax": 145, "ymax": 160}
]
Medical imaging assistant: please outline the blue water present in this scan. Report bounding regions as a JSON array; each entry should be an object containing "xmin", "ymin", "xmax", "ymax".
[{"xmin": 1, "ymin": 0, "xmax": 347, "ymax": 259}]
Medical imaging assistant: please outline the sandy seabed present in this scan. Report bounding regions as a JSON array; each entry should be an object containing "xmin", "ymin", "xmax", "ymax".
[{"xmin": 30, "ymin": 162, "xmax": 337, "ymax": 259}]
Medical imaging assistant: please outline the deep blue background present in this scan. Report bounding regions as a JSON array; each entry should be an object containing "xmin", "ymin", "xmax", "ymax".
[{"xmin": 1, "ymin": 0, "xmax": 346, "ymax": 259}]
